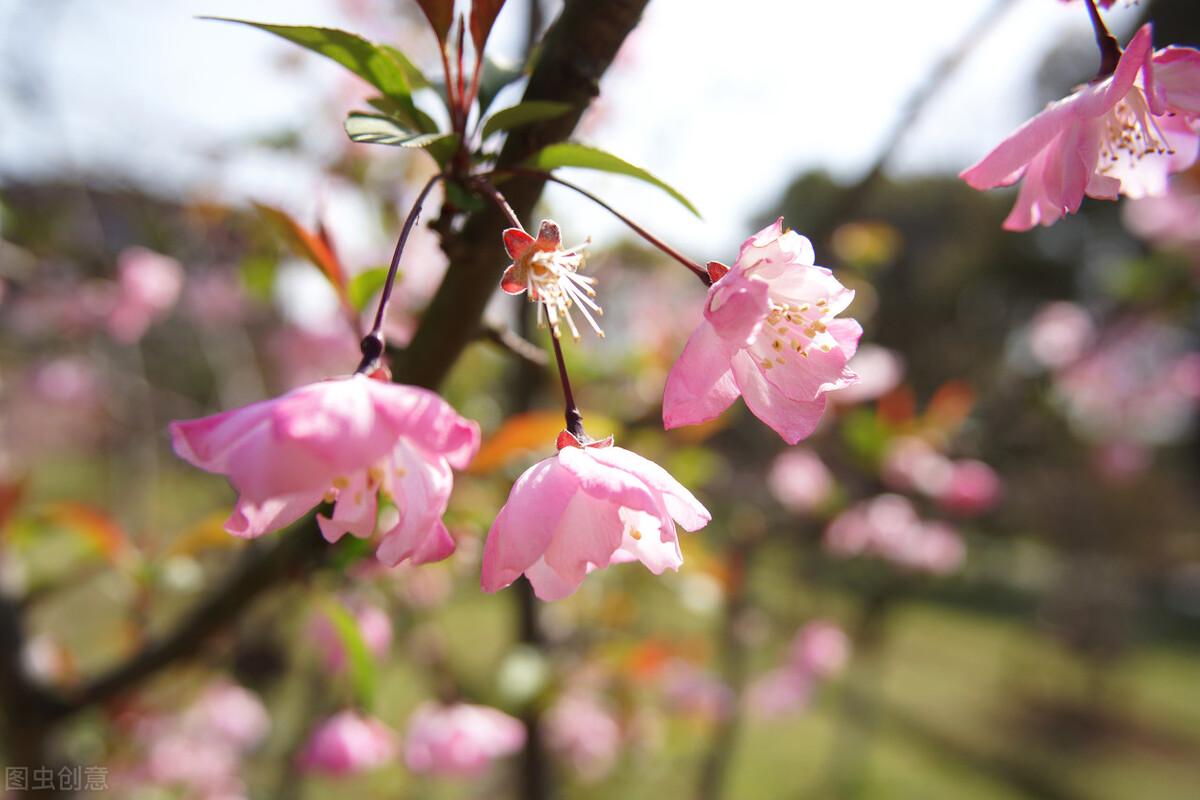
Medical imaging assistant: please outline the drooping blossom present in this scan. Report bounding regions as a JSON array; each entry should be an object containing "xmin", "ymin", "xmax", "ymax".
[
  {"xmin": 824, "ymin": 494, "xmax": 965, "ymax": 575},
  {"xmin": 789, "ymin": 620, "xmax": 851, "ymax": 678},
  {"xmin": 169, "ymin": 374, "xmax": 480, "ymax": 567},
  {"xmin": 767, "ymin": 448, "xmax": 835, "ymax": 514},
  {"xmin": 499, "ymin": 220, "xmax": 602, "ymax": 339},
  {"xmin": 961, "ymin": 25, "xmax": 1200, "ymax": 230},
  {"xmin": 107, "ymin": 246, "xmax": 185, "ymax": 343},
  {"xmin": 309, "ymin": 601, "xmax": 393, "ymax": 672},
  {"xmin": 938, "ymin": 459, "xmax": 1003, "ymax": 517},
  {"xmin": 543, "ymin": 693, "xmax": 622, "ymax": 781},
  {"xmin": 297, "ymin": 711, "xmax": 399, "ymax": 776},
  {"xmin": 481, "ymin": 431, "xmax": 710, "ymax": 601},
  {"xmin": 663, "ymin": 218, "xmax": 862, "ymax": 444},
  {"xmin": 403, "ymin": 702, "xmax": 526, "ymax": 777}
]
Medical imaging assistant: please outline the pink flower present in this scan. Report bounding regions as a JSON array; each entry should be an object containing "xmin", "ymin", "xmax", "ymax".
[
  {"xmin": 480, "ymin": 431, "xmax": 710, "ymax": 601},
  {"xmin": 499, "ymin": 220, "xmax": 603, "ymax": 339},
  {"xmin": 790, "ymin": 620, "xmax": 850, "ymax": 679},
  {"xmin": 658, "ymin": 659, "xmax": 735, "ymax": 722},
  {"xmin": 297, "ymin": 711, "xmax": 399, "ymax": 776},
  {"xmin": 663, "ymin": 218, "xmax": 862, "ymax": 444},
  {"xmin": 1025, "ymin": 302, "xmax": 1095, "ymax": 369},
  {"xmin": 107, "ymin": 247, "xmax": 185, "ymax": 342},
  {"xmin": 182, "ymin": 681, "xmax": 271, "ymax": 751},
  {"xmin": 937, "ymin": 459, "xmax": 1003, "ymax": 517},
  {"xmin": 309, "ymin": 602, "xmax": 393, "ymax": 672},
  {"xmin": 403, "ymin": 702, "xmax": 525, "ymax": 777},
  {"xmin": 767, "ymin": 449, "xmax": 835, "ymax": 514},
  {"xmin": 829, "ymin": 345, "xmax": 905, "ymax": 406},
  {"xmin": 881, "ymin": 437, "xmax": 953, "ymax": 496},
  {"xmin": 961, "ymin": 25, "xmax": 1200, "ymax": 230},
  {"xmin": 824, "ymin": 495, "xmax": 965, "ymax": 576},
  {"xmin": 544, "ymin": 694, "xmax": 622, "ymax": 781},
  {"xmin": 169, "ymin": 374, "xmax": 480, "ymax": 567}
]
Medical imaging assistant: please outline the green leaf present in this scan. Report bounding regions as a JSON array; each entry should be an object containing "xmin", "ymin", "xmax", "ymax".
[
  {"xmin": 319, "ymin": 599, "xmax": 379, "ymax": 709},
  {"xmin": 525, "ymin": 143, "xmax": 701, "ymax": 217},
  {"xmin": 204, "ymin": 19, "xmax": 435, "ymax": 133},
  {"xmin": 379, "ymin": 45, "xmax": 430, "ymax": 89},
  {"xmin": 481, "ymin": 101, "xmax": 572, "ymax": 140},
  {"xmin": 239, "ymin": 255, "xmax": 276, "ymax": 301},
  {"xmin": 344, "ymin": 114, "xmax": 460, "ymax": 166},
  {"xmin": 476, "ymin": 57, "xmax": 525, "ymax": 116},
  {"xmin": 347, "ymin": 267, "xmax": 390, "ymax": 312}
]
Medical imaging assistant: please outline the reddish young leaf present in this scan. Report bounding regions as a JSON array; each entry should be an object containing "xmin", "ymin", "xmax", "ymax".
[
  {"xmin": 470, "ymin": 0, "xmax": 507, "ymax": 51},
  {"xmin": 254, "ymin": 203, "xmax": 347, "ymax": 299},
  {"xmin": 414, "ymin": 0, "xmax": 455, "ymax": 44}
]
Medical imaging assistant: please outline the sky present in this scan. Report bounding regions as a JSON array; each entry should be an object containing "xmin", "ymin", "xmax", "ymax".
[{"xmin": 0, "ymin": 0, "xmax": 1146, "ymax": 258}]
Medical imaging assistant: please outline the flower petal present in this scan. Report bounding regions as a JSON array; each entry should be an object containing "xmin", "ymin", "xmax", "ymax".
[
  {"xmin": 662, "ymin": 321, "xmax": 740, "ymax": 430},
  {"xmin": 481, "ymin": 457, "xmax": 577, "ymax": 592},
  {"xmin": 731, "ymin": 349, "xmax": 828, "ymax": 444}
]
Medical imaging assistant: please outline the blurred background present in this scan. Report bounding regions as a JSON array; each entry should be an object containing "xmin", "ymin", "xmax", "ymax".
[{"xmin": 1, "ymin": 0, "xmax": 1199, "ymax": 798}]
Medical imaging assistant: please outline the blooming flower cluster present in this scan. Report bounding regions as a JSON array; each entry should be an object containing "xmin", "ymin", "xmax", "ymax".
[
  {"xmin": 403, "ymin": 702, "xmax": 526, "ymax": 777},
  {"xmin": 824, "ymin": 494, "xmax": 966, "ymax": 575},
  {"xmin": 664, "ymin": 218, "xmax": 862, "ymax": 443},
  {"xmin": 882, "ymin": 437, "xmax": 1003, "ymax": 517},
  {"xmin": 961, "ymin": 24, "xmax": 1200, "ymax": 229}
]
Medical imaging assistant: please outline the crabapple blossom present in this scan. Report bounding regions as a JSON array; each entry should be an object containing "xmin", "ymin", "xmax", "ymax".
[
  {"xmin": 169, "ymin": 374, "xmax": 480, "ymax": 567},
  {"xmin": 790, "ymin": 620, "xmax": 851, "ymax": 679},
  {"xmin": 544, "ymin": 693, "xmax": 622, "ymax": 781},
  {"xmin": 767, "ymin": 448, "xmax": 835, "ymax": 514},
  {"xmin": 500, "ymin": 219, "xmax": 602, "ymax": 340},
  {"xmin": 403, "ymin": 702, "xmax": 526, "ymax": 777},
  {"xmin": 107, "ymin": 246, "xmax": 185, "ymax": 343},
  {"xmin": 481, "ymin": 431, "xmax": 710, "ymax": 601},
  {"xmin": 297, "ymin": 711, "xmax": 399, "ymax": 775},
  {"xmin": 961, "ymin": 25, "xmax": 1200, "ymax": 230},
  {"xmin": 824, "ymin": 494, "xmax": 965, "ymax": 576},
  {"xmin": 938, "ymin": 459, "xmax": 1003, "ymax": 517},
  {"xmin": 663, "ymin": 218, "xmax": 862, "ymax": 444}
]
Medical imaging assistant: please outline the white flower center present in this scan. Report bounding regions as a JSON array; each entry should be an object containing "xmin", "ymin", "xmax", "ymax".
[
  {"xmin": 1099, "ymin": 93, "xmax": 1174, "ymax": 169},
  {"xmin": 755, "ymin": 296, "xmax": 835, "ymax": 370},
  {"xmin": 525, "ymin": 244, "xmax": 604, "ymax": 340}
]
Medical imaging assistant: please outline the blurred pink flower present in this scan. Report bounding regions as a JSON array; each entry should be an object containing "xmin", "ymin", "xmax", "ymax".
[
  {"xmin": 297, "ymin": 711, "xmax": 399, "ymax": 776},
  {"xmin": 663, "ymin": 218, "xmax": 862, "ymax": 444},
  {"xmin": 481, "ymin": 432, "xmax": 709, "ymax": 601},
  {"xmin": 790, "ymin": 620, "xmax": 851, "ymax": 679},
  {"xmin": 829, "ymin": 344, "xmax": 905, "ymax": 406},
  {"xmin": 1026, "ymin": 302, "xmax": 1095, "ymax": 369},
  {"xmin": 745, "ymin": 667, "xmax": 812, "ymax": 720},
  {"xmin": 403, "ymin": 702, "xmax": 525, "ymax": 777},
  {"xmin": 961, "ymin": 25, "xmax": 1200, "ymax": 230},
  {"xmin": 938, "ymin": 459, "xmax": 1003, "ymax": 517},
  {"xmin": 881, "ymin": 437, "xmax": 953, "ymax": 496},
  {"xmin": 170, "ymin": 374, "xmax": 480, "ymax": 567},
  {"xmin": 107, "ymin": 246, "xmax": 185, "ymax": 343},
  {"xmin": 767, "ymin": 448, "xmax": 835, "ymax": 514},
  {"xmin": 1123, "ymin": 182, "xmax": 1200, "ymax": 253},
  {"xmin": 544, "ymin": 694, "xmax": 622, "ymax": 781},
  {"xmin": 309, "ymin": 602, "xmax": 393, "ymax": 672},
  {"xmin": 1054, "ymin": 320, "xmax": 1200, "ymax": 445},
  {"xmin": 825, "ymin": 494, "xmax": 965, "ymax": 575},
  {"xmin": 182, "ymin": 681, "xmax": 271, "ymax": 751},
  {"xmin": 184, "ymin": 269, "xmax": 248, "ymax": 328},
  {"xmin": 267, "ymin": 322, "xmax": 361, "ymax": 391},
  {"xmin": 658, "ymin": 659, "xmax": 735, "ymax": 722}
]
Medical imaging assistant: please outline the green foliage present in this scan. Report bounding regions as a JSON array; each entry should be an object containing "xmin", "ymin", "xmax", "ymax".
[
  {"xmin": 205, "ymin": 19, "xmax": 434, "ymax": 133},
  {"xmin": 476, "ymin": 57, "xmax": 526, "ymax": 117},
  {"xmin": 343, "ymin": 114, "xmax": 460, "ymax": 166},
  {"xmin": 346, "ymin": 267, "xmax": 391, "ymax": 313},
  {"xmin": 525, "ymin": 143, "xmax": 701, "ymax": 217},
  {"xmin": 319, "ymin": 599, "xmax": 379, "ymax": 710},
  {"xmin": 481, "ymin": 101, "xmax": 573, "ymax": 140}
]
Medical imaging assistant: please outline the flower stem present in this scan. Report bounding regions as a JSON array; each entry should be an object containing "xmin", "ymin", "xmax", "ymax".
[
  {"xmin": 1083, "ymin": 0, "xmax": 1122, "ymax": 79},
  {"xmin": 470, "ymin": 175, "xmax": 587, "ymax": 439},
  {"xmin": 495, "ymin": 167, "xmax": 712, "ymax": 286},
  {"xmin": 356, "ymin": 172, "xmax": 445, "ymax": 374},
  {"xmin": 551, "ymin": 333, "xmax": 585, "ymax": 439}
]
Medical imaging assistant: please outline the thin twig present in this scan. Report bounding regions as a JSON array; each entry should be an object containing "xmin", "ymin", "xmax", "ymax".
[
  {"xmin": 1084, "ymin": 0, "xmax": 1122, "ymax": 79},
  {"xmin": 478, "ymin": 321, "xmax": 549, "ymax": 366}
]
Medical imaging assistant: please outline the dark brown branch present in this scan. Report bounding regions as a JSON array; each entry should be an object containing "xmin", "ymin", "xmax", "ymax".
[{"xmin": 478, "ymin": 320, "xmax": 549, "ymax": 366}]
